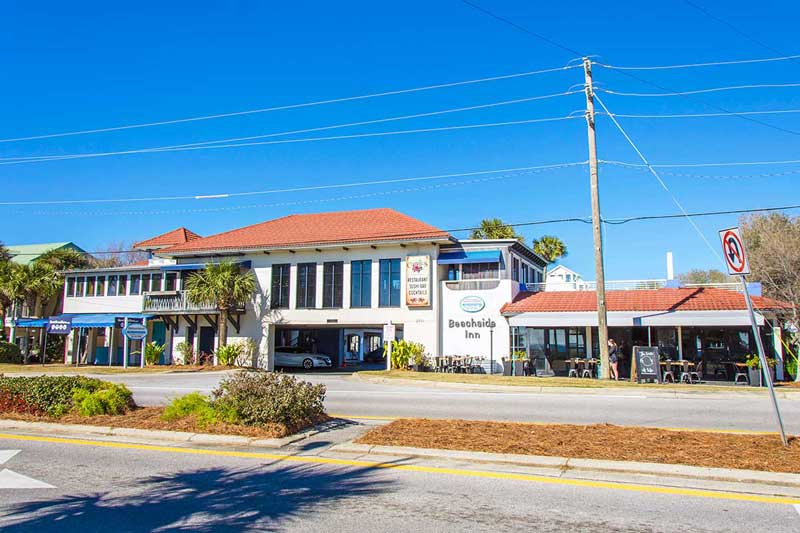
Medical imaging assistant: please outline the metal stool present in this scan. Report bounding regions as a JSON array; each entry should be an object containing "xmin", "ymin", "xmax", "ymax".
[
  {"xmin": 734, "ymin": 372, "xmax": 748, "ymax": 385},
  {"xmin": 662, "ymin": 371, "xmax": 675, "ymax": 383}
]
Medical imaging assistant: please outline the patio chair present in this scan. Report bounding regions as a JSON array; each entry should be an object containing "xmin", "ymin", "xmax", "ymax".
[
  {"xmin": 567, "ymin": 359, "xmax": 579, "ymax": 378},
  {"xmin": 679, "ymin": 363, "xmax": 692, "ymax": 384},
  {"xmin": 689, "ymin": 362, "xmax": 703, "ymax": 384},
  {"xmin": 662, "ymin": 366, "xmax": 675, "ymax": 383}
]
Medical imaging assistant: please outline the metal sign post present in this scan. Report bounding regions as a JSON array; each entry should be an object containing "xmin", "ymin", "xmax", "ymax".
[
  {"xmin": 383, "ymin": 322, "xmax": 395, "ymax": 371},
  {"xmin": 720, "ymin": 227, "xmax": 789, "ymax": 447}
]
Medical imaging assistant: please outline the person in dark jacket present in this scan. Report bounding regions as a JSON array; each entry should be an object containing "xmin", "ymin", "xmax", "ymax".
[{"xmin": 608, "ymin": 339, "xmax": 619, "ymax": 380}]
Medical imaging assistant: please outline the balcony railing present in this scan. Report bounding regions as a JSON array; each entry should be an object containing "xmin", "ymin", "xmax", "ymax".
[{"xmin": 142, "ymin": 290, "xmax": 217, "ymax": 313}]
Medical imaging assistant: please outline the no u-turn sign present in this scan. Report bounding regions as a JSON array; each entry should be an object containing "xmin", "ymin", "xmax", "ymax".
[{"xmin": 718, "ymin": 227, "xmax": 750, "ymax": 275}]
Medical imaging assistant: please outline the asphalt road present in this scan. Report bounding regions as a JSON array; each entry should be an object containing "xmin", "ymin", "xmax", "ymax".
[
  {"xmin": 0, "ymin": 435, "xmax": 798, "ymax": 532},
  {"xmin": 90, "ymin": 371, "xmax": 800, "ymax": 433}
]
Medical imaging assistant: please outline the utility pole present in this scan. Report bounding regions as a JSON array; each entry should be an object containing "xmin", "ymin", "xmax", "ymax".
[{"xmin": 584, "ymin": 57, "xmax": 610, "ymax": 379}]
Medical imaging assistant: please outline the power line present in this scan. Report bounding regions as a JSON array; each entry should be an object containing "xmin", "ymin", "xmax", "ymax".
[
  {"xmin": 12, "ymin": 202, "xmax": 800, "ymax": 252},
  {"xmin": 596, "ymin": 53, "xmax": 800, "ymax": 70},
  {"xmin": 602, "ymin": 158, "xmax": 800, "ymax": 168},
  {"xmin": 603, "ymin": 160, "xmax": 800, "ymax": 180},
  {"xmin": 603, "ymin": 109, "xmax": 800, "ymax": 119},
  {"xmin": 0, "ymin": 89, "xmax": 582, "ymax": 163},
  {"xmin": 0, "ymin": 114, "xmax": 583, "ymax": 166},
  {"xmin": 0, "ymin": 161, "xmax": 586, "ymax": 206},
  {"xmin": 0, "ymin": 64, "xmax": 580, "ymax": 144},
  {"xmin": 458, "ymin": 0, "xmax": 583, "ymax": 57},
  {"xmin": 598, "ymin": 82, "xmax": 800, "ymax": 98},
  {"xmin": 681, "ymin": 0, "xmax": 788, "ymax": 56},
  {"xmin": 594, "ymin": 93, "xmax": 725, "ymax": 265}
]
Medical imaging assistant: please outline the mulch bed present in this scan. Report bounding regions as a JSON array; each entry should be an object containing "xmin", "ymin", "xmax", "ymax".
[
  {"xmin": 357, "ymin": 418, "xmax": 800, "ymax": 474},
  {"xmin": 0, "ymin": 407, "xmax": 328, "ymax": 440}
]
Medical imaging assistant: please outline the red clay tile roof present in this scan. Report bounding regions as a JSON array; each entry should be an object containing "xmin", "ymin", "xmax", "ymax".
[
  {"xmin": 134, "ymin": 227, "xmax": 202, "ymax": 249},
  {"xmin": 128, "ymin": 260, "xmax": 150, "ymax": 267},
  {"xmin": 501, "ymin": 288, "xmax": 791, "ymax": 314},
  {"xmin": 160, "ymin": 208, "xmax": 450, "ymax": 254}
]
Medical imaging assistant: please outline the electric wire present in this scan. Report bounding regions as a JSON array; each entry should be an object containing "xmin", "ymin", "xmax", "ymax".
[
  {"xmin": 593, "ymin": 93, "xmax": 725, "ymax": 265},
  {"xmin": 10, "ymin": 203, "xmax": 800, "ymax": 253},
  {"xmin": 602, "ymin": 159, "xmax": 800, "ymax": 169},
  {"xmin": 596, "ymin": 53, "xmax": 800, "ymax": 70},
  {"xmin": 0, "ymin": 64, "xmax": 580, "ymax": 144},
  {"xmin": 0, "ymin": 90, "xmax": 582, "ymax": 163},
  {"xmin": 0, "ymin": 161, "xmax": 586, "ymax": 206},
  {"xmin": 598, "ymin": 82, "xmax": 800, "ymax": 98},
  {"xmin": 602, "ymin": 109, "xmax": 800, "ymax": 119},
  {"xmin": 0, "ymin": 115, "xmax": 583, "ymax": 166}
]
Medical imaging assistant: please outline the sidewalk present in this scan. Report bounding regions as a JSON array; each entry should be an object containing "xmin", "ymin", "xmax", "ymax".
[{"xmin": 352, "ymin": 372, "xmax": 800, "ymax": 400}]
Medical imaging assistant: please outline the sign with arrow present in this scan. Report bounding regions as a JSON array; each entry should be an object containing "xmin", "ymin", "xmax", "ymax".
[{"xmin": 718, "ymin": 227, "xmax": 750, "ymax": 275}]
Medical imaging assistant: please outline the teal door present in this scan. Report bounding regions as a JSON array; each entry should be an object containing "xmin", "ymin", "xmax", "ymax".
[{"xmin": 151, "ymin": 322, "xmax": 168, "ymax": 364}]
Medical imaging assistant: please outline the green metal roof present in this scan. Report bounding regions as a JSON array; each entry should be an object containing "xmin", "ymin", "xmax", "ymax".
[{"xmin": 7, "ymin": 242, "xmax": 87, "ymax": 265}]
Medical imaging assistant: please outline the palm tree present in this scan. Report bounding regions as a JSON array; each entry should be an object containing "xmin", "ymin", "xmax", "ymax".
[
  {"xmin": 184, "ymin": 262, "xmax": 256, "ymax": 354},
  {"xmin": 533, "ymin": 235, "xmax": 568, "ymax": 263},
  {"xmin": 35, "ymin": 248, "xmax": 92, "ymax": 316},
  {"xmin": 470, "ymin": 218, "xmax": 524, "ymax": 241}
]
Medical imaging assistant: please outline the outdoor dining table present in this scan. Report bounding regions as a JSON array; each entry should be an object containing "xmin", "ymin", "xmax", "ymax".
[
  {"xmin": 660, "ymin": 360, "xmax": 696, "ymax": 383},
  {"xmin": 567, "ymin": 358, "xmax": 598, "ymax": 378}
]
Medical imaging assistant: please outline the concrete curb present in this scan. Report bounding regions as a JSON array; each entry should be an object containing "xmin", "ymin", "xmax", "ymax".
[
  {"xmin": 0, "ymin": 419, "xmax": 317, "ymax": 449},
  {"xmin": 350, "ymin": 373, "xmax": 800, "ymax": 400},
  {"xmin": 330, "ymin": 441, "xmax": 800, "ymax": 490}
]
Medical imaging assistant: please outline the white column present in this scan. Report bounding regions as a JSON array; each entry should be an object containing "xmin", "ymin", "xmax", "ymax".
[
  {"xmin": 140, "ymin": 319, "xmax": 147, "ymax": 368},
  {"xmin": 677, "ymin": 326, "xmax": 683, "ymax": 360},
  {"xmin": 107, "ymin": 326, "xmax": 115, "ymax": 366},
  {"xmin": 585, "ymin": 326, "xmax": 593, "ymax": 359},
  {"xmin": 371, "ymin": 260, "xmax": 380, "ymax": 308},
  {"xmin": 773, "ymin": 326, "xmax": 784, "ymax": 381},
  {"xmin": 288, "ymin": 263, "xmax": 298, "ymax": 310},
  {"xmin": 122, "ymin": 319, "xmax": 129, "ymax": 368},
  {"xmin": 342, "ymin": 261, "xmax": 351, "ymax": 309},
  {"xmin": 315, "ymin": 263, "xmax": 324, "ymax": 309}
]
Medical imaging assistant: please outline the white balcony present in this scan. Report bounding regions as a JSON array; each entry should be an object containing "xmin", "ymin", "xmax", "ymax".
[{"xmin": 142, "ymin": 290, "xmax": 218, "ymax": 314}]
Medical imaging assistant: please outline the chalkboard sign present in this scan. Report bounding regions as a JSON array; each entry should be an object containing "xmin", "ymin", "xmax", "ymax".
[{"xmin": 634, "ymin": 346, "xmax": 661, "ymax": 383}]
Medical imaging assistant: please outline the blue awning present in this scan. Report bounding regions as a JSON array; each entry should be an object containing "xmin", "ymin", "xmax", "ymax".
[
  {"xmin": 160, "ymin": 260, "xmax": 252, "ymax": 271},
  {"xmin": 14, "ymin": 317, "xmax": 48, "ymax": 327},
  {"xmin": 42, "ymin": 313, "xmax": 154, "ymax": 328},
  {"xmin": 438, "ymin": 250, "xmax": 501, "ymax": 265}
]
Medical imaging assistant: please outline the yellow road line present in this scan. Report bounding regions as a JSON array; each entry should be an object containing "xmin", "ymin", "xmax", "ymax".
[
  {"xmin": 330, "ymin": 414, "xmax": 779, "ymax": 435},
  {"xmin": 1, "ymin": 432, "xmax": 798, "ymax": 506}
]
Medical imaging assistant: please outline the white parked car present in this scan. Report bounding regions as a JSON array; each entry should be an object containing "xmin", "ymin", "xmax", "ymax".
[{"xmin": 274, "ymin": 347, "xmax": 333, "ymax": 370}]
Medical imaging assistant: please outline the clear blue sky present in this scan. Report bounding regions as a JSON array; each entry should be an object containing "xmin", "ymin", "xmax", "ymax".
[{"xmin": 3, "ymin": 1, "xmax": 799, "ymax": 279}]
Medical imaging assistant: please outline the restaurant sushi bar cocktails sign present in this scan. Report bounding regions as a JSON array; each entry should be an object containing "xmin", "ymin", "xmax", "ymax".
[{"xmin": 406, "ymin": 255, "xmax": 431, "ymax": 307}]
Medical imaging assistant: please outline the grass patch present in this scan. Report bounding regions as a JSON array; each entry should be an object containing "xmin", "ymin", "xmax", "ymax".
[
  {"xmin": 359, "ymin": 370, "xmax": 800, "ymax": 393},
  {"xmin": 357, "ymin": 418, "xmax": 800, "ymax": 474}
]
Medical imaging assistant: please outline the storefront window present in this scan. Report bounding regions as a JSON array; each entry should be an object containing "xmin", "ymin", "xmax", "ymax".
[
  {"xmin": 656, "ymin": 328, "xmax": 678, "ymax": 359},
  {"xmin": 351, "ymin": 260, "xmax": 371, "ymax": 307},
  {"xmin": 379, "ymin": 259, "xmax": 401, "ymax": 307},
  {"xmin": 567, "ymin": 328, "xmax": 586, "ymax": 357}
]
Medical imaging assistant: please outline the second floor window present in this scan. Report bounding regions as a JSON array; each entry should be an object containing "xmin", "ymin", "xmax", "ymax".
[
  {"xmin": 463, "ymin": 262, "xmax": 498, "ymax": 280},
  {"xmin": 108, "ymin": 275, "xmax": 118, "ymax": 296},
  {"xmin": 87, "ymin": 276, "xmax": 96, "ymax": 296},
  {"xmin": 96, "ymin": 276, "xmax": 106, "ymax": 296},
  {"xmin": 165, "ymin": 272, "xmax": 177, "ymax": 291},
  {"xmin": 118, "ymin": 275, "xmax": 127, "ymax": 295},
  {"xmin": 271, "ymin": 264, "xmax": 290, "ymax": 309},
  {"xmin": 379, "ymin": 259, "xmax": 401, "ymax": 307},
  {"xmin": 323, "ymin": 262, "xmax": 343, "ymax": 308},
  {"xmin": 76, "ymin": 277, "xmax": 85, "ymax": 297},
  {"xmin": 150, "ymin": 273, "xmax": 163, "ymax": 292},
  {"xmin": 350, "ymin": 260, "xmax": 371, "ymax": 308},
  {"xmin": 66, "ymin": 277, "xmax": 76, "ymax": 297},
  {"xmin": 511, "ymin": 257, "xmax": 520, "ymax": 282},
  {"xmin": 131, "ymin": 274, "xmax": 142, "ymax": 295},
  {"xmin": 296, "ymin": 263, "xmax": 316, "ymax": 309}
]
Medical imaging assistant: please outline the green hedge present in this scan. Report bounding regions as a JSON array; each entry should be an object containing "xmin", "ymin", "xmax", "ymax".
[
  {"xmin": 0, "ymin": 342, "xmax": 22, "ymax": 364},
  {"xmin": 0, "ymin": 375, "xmax": 134, "ymax": 417}
]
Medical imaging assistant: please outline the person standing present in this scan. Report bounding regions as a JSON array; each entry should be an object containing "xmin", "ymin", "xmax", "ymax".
[{"xmin": 608, "ymin": 339, "xmax": 619, "ymax": 380}]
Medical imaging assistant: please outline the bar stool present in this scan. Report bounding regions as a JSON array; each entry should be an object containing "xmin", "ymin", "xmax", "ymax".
[
  {"xmin": 662, "ymin": 362, "xmax": 675, "ymax": 383},
  {"xmin": 568, "ymin": 359, "xmax": 579, "ymax": 378}
]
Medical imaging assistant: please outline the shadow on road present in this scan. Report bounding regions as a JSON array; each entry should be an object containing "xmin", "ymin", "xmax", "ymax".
[{"xmin": 1, "ymin": 460, "xmax": 394, "ymax": 532}]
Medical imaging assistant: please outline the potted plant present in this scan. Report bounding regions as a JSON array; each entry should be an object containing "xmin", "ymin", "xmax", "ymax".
[
  {"xmin": 511, "ymin": 350, "xmax": 527, "ymax": 376},
  {"xmin": 745, "ymin": 354, "xmax": 777, "ymax": 387}
]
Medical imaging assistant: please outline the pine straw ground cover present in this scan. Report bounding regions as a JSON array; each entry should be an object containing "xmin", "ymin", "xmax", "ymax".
[
  {"xmin": 356, "ymin": 418, "xmax": 800, "ymax": 474},
  {"xmin": 0, "ymin": 407, "xmax": 330, "ymax": 439}
]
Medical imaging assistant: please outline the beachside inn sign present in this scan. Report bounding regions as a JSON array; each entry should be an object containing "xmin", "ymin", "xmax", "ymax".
[{"xmin": 405, "ymin": 255, "xmax": 431, "ymax": 307}]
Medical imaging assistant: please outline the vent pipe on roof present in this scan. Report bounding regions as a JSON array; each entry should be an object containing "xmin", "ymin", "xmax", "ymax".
[{"xmin": 666, "ymin": 251, "xmax": 674, "ymax": 281}]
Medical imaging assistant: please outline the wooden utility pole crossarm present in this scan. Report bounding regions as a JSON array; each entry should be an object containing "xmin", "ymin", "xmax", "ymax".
[{"xmin": 583, "ymin": 58, "xmax": 610, "ymax": 379}]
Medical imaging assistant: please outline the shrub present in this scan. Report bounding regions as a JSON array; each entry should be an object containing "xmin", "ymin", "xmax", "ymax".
[
  {"xmin": 0, "ymin": 341, "xmax": 22, "ymax": 364},
  {"xmin": 176, "ymin": 341, "xmax": 194, "ymax": 365},
  {"xmin": 0, "ymin": 375, "xmax": 133, "ymax": 417},
  {"xmin": 215, "ymin": 343, "xmax": 243, "ymax": 366},
  {"xmin": 212, "ymin": 371, "xmax": 326, "ymax": 428},
  {"xmin": 72, "ymin": 383, "xmax": 134, "ymax": 416},
  {"xmin": 161, "ymin": 392, "xmax": 238, "ymax": 426},
  {"xmin": 144, "ymin": 342, "xmax": 166, "ymax": 365},
  {"xmin": 786, "ymin": 357, "xmax": 798, "ymax": 381},
  {"xmin": 385, "ymin": 339, "xmax": 425, "ymax": 370}
]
